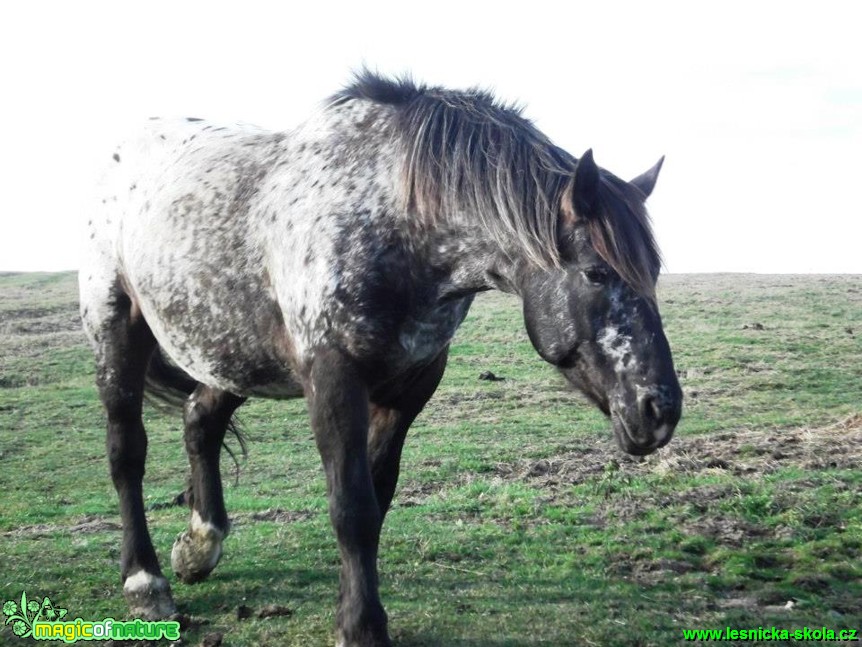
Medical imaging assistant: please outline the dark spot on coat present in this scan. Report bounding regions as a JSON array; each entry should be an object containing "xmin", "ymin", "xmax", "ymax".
[
  {"xmin": 186, "ymin": 117, "xmax": 204, "ymax": 122},
  {"xmin": 113, "ymin": 153, "xmax": 121, "ymax": 163},
  {"xmin": 160, "ymin": 134, "xmax": 166, "ymax": 140}
]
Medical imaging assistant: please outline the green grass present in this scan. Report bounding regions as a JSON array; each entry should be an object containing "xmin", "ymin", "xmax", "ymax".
[{"xmin": 1, "ymin": 271, "xmax": 861, "ymax": 646}]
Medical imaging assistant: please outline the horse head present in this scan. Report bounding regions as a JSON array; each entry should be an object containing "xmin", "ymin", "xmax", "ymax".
[{"xmin": 504, "ymin": 151, "xmax": 682, "ymax": 455}]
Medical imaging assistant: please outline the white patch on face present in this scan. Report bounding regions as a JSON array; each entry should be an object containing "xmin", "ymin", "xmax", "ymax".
[
  {"xmin": 123, "ymin": 570, "xmax": 168, "ymax": 593},
  {"xmin": 597, "ymin": 285, "xmax": 637, "ymax": 373},
  {"xmin": 597, "ymin": 325, "xmax": 633, "ymax": 372}
]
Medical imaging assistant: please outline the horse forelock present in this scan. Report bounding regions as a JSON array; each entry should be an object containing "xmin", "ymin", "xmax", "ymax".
[{"xmin": 585, "ymin": 175, "xmax": 663, "ymax": 303}]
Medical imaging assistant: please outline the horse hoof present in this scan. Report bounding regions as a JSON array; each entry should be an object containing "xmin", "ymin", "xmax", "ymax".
[
  {"xmin": 123, "ymin": 571, "xmax": 177, "ymax": 620},
  {"xmin": 171, "ymin": 528, "xmax": 223, "ymax": 584}
]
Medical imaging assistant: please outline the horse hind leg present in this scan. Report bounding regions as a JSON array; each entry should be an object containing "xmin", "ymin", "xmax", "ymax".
[
  {"xmin": 88, "ymin": 283, "xmax": 177, "ymax": 619},
  {"xmin": 172, "ymin": 385, "xmax": 245, "ymax": 584}
]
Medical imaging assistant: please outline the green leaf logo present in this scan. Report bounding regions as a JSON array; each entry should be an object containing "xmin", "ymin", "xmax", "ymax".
[
  {"xmin": 3, "ymin": 592, "xmax": 68, "ymax": 638},
  {"xmin": 41, "ymin": 597, "xmax": 68, "ymax": 621}
]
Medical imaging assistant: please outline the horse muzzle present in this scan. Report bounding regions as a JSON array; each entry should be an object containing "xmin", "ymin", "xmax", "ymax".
[{"xmin": 610, "ymin": 384, "xmax": 682, "ymax": 456}]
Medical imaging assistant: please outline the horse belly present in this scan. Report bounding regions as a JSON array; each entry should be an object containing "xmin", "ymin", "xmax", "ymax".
[{"xmin": 130, "ymin": 267, "xmax": 299, "ymax": 395}]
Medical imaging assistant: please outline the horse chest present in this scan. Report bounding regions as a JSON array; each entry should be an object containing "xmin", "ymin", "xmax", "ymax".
[{"xmin": 390, "ymin": 299, "xmax": 472, "ymax": 365}]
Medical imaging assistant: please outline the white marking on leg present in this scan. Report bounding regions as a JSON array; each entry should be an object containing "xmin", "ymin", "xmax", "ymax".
[
  {"xmin": 171, "ymin": 509, "xmax": 226, "ymax": 580},
  {"xmin": 123, "ymin": 570, "xmax": 168, "ymax": 593},
  {"xmin": 122, "ymin": 570, "xmax": 176, "ymax": 619},
  {"xmin": 191, "ymin": 509, "xmax": 225, "ymax": 539}
]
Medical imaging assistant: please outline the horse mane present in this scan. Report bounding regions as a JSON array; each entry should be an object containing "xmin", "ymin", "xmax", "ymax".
[{"xmin": 332, "ymin": 70, "xmax": 662, "ymax": 300}]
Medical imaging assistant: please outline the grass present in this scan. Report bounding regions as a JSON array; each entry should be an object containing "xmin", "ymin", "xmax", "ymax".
[{"xmin": 1, "ymin": 271, "xmax": 861, "ymax": 646}]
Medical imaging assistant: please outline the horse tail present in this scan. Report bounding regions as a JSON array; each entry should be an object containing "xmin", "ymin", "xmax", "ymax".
[
  {"xmin": 145, "ymin": 347, "xmax": 248, "ymax": 480},
  {"xmin": 145, "ymin": 346, "xmax": 198, "ymax": 407}
]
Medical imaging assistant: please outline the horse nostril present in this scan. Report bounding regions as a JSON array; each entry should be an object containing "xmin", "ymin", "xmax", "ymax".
[{"xmin": 639, "ymin": 393, "xmax": 666, "ymax": 424}]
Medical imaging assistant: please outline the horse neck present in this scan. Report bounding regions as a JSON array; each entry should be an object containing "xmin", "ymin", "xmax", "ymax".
[{"xmin": 410, "ymin": 211, "xmax": 505, "ymax": 295}]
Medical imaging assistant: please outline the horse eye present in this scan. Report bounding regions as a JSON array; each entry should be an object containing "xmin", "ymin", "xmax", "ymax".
[{"xmin": 583, "ymin": 267, "xmax": 610, "ymax": 284}]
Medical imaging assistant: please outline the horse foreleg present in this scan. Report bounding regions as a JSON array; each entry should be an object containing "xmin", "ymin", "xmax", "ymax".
[
  {"xmin": 93, "ymin": 289, "xmax": 176, "ymax": 619},
  {"xmin": 172, "ymin": 386, "xmax": 245, "ymax": 584},
  {"xmin": 368, "ymin": 348, "xmax": 449, "ymax": 519},
  {"xmin": 308, "ymin": 348, "xmax": 390, "ymax": 647}
]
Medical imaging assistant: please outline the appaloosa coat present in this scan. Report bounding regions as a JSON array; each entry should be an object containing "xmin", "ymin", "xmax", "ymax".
[{"xmin": 80, "ymin": 72, "xmax": 682, "ymax": 647}]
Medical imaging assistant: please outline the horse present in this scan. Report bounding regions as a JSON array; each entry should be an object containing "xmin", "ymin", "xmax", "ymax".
[{"xmin": 79, "ymin": 71, "xmax": 682, "ymax": 647}]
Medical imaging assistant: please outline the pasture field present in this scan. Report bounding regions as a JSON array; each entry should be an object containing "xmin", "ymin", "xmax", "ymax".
[{"xmin": 1, "ymin": 271, "xmax": 860, "ymax": 646}]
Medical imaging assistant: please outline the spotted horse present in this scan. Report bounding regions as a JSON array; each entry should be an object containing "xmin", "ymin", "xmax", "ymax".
[{"xmin": 80, "ymin": 71, "xmax": 682, "ymax": 647}]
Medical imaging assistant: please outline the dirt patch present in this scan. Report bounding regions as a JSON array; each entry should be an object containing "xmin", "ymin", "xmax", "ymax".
[
  {"xmin": 395, "ymin": 415, "xmax": 862, "ymax": 512},
  {"xmin": 649, "ymin": 415, "xmax": 862, "ymax": 477},
  {"xmin": 492, "ymin": 414, "xmax": 862, "ymax": 488},
  {"xmin": 492, "ymin": 445, "xmax": 621, "ymax": 487},
  {"xmin": 609, "ymin": 555, "xmax": 697, "ymax": 584},
  {"xmin": 4, "ymin": 515, "xmax": 121, "ymax": 538},
  {"xmin": 231, "ymin": 508, "xmax": 316, "ymax": 525},
  {"xmin": 395, "ymin": 414, "xmax": 862, "ymax": 561},
  {"xmin": 198, "ymin": 631, "xmax": 224, "ymax": 647},
  {"xmin": 398, "ymin": 480, "xmax": 444, "ymax": 507},
  {"xmin": 5, "ymin": 508, "xmax": 317, "ymax": 538},
  {"xmin": 682, "ymin": 515, "xmax": 770, "ymax": 548},
  {"xmin": 237, "ymin": 603, "xmax": 293, "ymax": 620}
]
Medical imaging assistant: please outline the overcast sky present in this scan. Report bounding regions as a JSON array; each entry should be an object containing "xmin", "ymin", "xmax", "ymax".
[{"xmin": 1, "ymin": 1, "xmax": 859, "ymax": 273}]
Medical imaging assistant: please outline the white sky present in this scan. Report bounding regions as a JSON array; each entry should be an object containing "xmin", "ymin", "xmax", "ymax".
[{"xmin": 1, "ymin": 1, "xmax": 860, "ymax": 273}]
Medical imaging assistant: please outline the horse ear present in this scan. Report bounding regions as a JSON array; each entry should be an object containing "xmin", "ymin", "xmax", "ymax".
[
  {"xmin": 630, "ymin": 156, "xmax": 664, "ymax": 197},
  {"xmin": 561, "ymin": 149, "xmax": 600, "ymax": 226}
]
